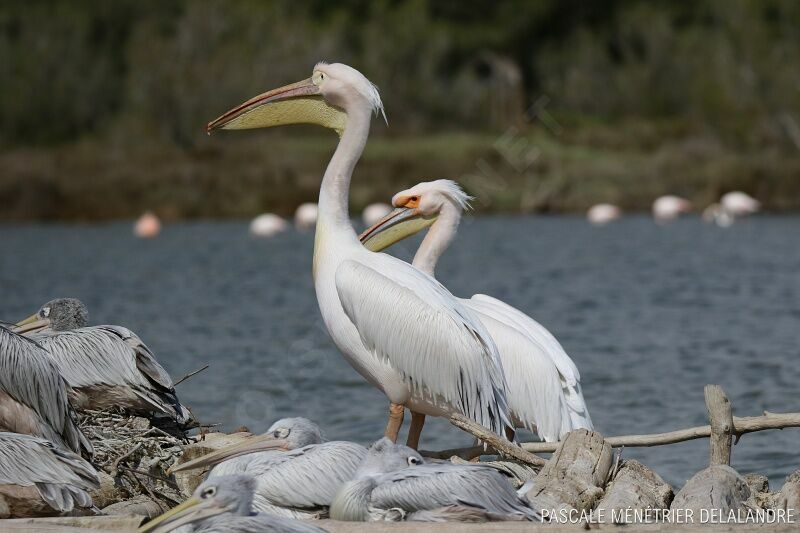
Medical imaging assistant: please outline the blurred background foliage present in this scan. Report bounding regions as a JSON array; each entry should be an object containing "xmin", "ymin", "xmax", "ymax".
[{"xmin": 1, "ymin": 0, "xmax": 799, "ymax": 219}]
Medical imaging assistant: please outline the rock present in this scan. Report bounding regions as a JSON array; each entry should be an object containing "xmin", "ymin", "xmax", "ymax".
[
  {"xmin": 172, "ymin": 431, "xmax": 252, "ymax": 496},
  {"xmin": 775, "ymin": 469, "xmax": 800, "ymax": 511},
  {"xmin": 525, "ymin": 429, "xmax": 612, "ymax": 513},
  {"xmin": 742, "ymin": 473, "xmax": 773, "ymax": 509},
  {"xmin": 671, "ymin": 465, "xmax": 751, "ymax": 514},
  {"xmin": 87, "ymin": 472, "xmax": 125, "ymax": 509},
  {"xmin": 594, "ymin": 459, "xmax": 673, "ymax": 522},
  {"xmin": 102, "ymin": 495, "xmax": 163, "ymax": 518}
]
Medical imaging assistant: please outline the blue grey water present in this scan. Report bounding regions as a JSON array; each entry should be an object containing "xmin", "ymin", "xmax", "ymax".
[{"xmin": 1, "ymin": 215, "xmax": 798, "ymax": 489}]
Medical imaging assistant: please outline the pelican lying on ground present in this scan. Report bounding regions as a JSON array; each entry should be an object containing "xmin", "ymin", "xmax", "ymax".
[
  {"xmin": 360, "ymin": 180, "xmax": 592, "ymax": 446},
  {"xmin": 207, "ymin": 63, "xmax": 512, "ymax": 442},
  {"xmin": 137, "ymin": 475, "xmax": 327, "ymax": 533},
  {"xmin": 13, "ymin": 299, "xmax": 193, "ymax": 428},
  {"xmin": 0, "ymin": 326, "xmax": 91, "ymax": 455},
  {"xmin": 330, "ymin": 438, "xmax": 540, "ymax": 522},
  {"xmin": 171, "ymin": 418, "xmax": 366, "ymax": 519},
  {"xmin": 0, "ymin": 432, "xmax": 99, "ymax": 518}
]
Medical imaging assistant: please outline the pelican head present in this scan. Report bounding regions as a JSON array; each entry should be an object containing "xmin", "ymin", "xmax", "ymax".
[
  {"xmin": 168, "ymin": 417, "xmax": 324, "ymax": 474},
  {"xmin": 138, "ymin": 475, "xmax": 255, "ymax": 533},
  {"xmin": 355, "ymin": 437, "xmax": 424, "ymax": 479},
  {"xmin": 207, "ymin": 62, "xmax": 385, "ymax": 136},
  {"xmin": 13, "ymin": 298, "xmax": 89, "ymax": 334},
  {"xmin": 360, "ymin": 180, "xmax": 472, "ymax": 252}
]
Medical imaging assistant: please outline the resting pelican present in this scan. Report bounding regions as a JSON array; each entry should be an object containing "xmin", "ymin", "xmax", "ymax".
[
  {"xmin": 652, "ymin": 195, "xmax": 691, "ymax": 222},
  {"xmin": 250, "ymin": 213, "xmax": 288, "ymax": 237},
  {"xmin": 330, "ymin": 438, "xmax": 539, "ymax": 522},
  {"xmin": 207, "ymin": 63, "xmax": 512, "ymax": 442},
  {"xmin": 587, "ymin": 203, "xmax": 621, "ymax": 225},
  {"xmin": 294, "ymin": 202, "xmax": 319, "ymax": 229},
  {"xmin": 134, "ymin": 211, "xmax": 161, "ymax": 239},
  {"xmin": 14, "ymin": 299, "xmax": 193, "ymax": 428},
  {"xmin": 0, "ymin": 432, "xmax": 99, "ymax": 518},
  {"xmin": 721, "ymin": 191, "xmax": 760, "ymax": 216},
  {"xmin": 171, "ymin": 418, "xmax": 366, "ymax": 519},
  {"xmin": 360, "ymin": 180, "xmax": 592, "ymax": 445},
  {"xmin": 0, "ymin": 326, "xmax": 91, "ymax": 455},
  {"xmin": 138, "ymin": 475, "xmax": 327, "ymax": 533},
  {"xmin": 361, "ymin": 202, "xmax": 392, "ymax": 227}
]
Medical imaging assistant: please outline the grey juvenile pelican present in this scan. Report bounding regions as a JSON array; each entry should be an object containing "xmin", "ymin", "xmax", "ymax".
[
  {"xmin": 330, "ymin": 438, "xmax": 540, "ymax": 522},
  {"xmin": 360, "ymin": 180, "xmax": 593, "ymax": 446},
  {"xmin": 14, "ymin": 299, "xmax": 193, "ymax": 427},
  {"xmin": 171, "ymin": 418, "xmax": 366, "ymax": 519},
  {"xmin": 0, "ymin": 432, "xmax": 99, "ymax": 518},
  {"xmin": 0, "ymin": 326, "xmax": 91, "ymax": 455},
  {"xmin": 207, "ymin": 63, "xmax": 512, "ymax": 444},
  {"xmin": 138, "ymin": 475, "xmax": 327, "ymax": 533}
]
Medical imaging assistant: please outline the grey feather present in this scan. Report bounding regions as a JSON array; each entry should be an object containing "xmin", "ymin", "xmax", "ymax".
[
  {"xmin": 0, "ymin": 432, "xmax": 99, "ymax": 512},
  {"xmin": 0, "ymin": 326, "xmax": 92, "ymax": 455}
]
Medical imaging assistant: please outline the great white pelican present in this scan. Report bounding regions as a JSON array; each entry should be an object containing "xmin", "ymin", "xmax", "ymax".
[
  {"xmin": 360, "ymin": 180, "xmax": 593, "ymax": 446},
  {"xmin": 206, "ymin": 63, "xmax": 512, "ymax": 443}
]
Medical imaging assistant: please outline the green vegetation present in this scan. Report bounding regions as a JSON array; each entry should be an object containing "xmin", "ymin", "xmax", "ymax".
[{"xmin": 1, "ymin": 0, "xmax": 799, "ymax": 219}]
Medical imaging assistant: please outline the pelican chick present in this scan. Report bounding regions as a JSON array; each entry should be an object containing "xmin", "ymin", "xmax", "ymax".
[
  {"xmin": 330, "ymin": 438, "xmax": 540, "ymax": 522},
  {"xmin": 170, "ymin": 418, "xmax": 366, "ymax": 519},
  {"xmin": 13, "ymin": 299, "xmax": 193, "ymax": 428},
  {"xmin": 137, "ymin": 475, "xmax": 327, "ymax": 533},
  {"xmin": 0, "ymin": 326, "xmax": 91, "ymax": 455},
  {"xmin": 360, "ymin": 180, "xmax": 592, "ymax": 446},
  {"xmin": 0, "ymin": 432, "xmax": 99, "ymax": 518}
]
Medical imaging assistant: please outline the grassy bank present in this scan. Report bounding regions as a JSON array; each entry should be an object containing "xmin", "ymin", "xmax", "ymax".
[{"xmin": 2, "ymin": 122, "xmax": 798, "ymax": 221}]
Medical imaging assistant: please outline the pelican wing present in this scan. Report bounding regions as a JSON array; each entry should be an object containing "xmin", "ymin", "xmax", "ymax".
[
  {"xmin": 33, "ymin": 326, "xmax": 190, "ymax": 423},
  {"xmin": 0, "ymin": 328, "xmax": 91, "ymax": 455},
  {"xmin": 199, "ymin": 514, "xmax": 329, "ymax": 533},
  {"xmin": 211, "ymin": 442, "xmax": 367, "ymax": 516},
  {"xmin": 466, "ymin": 294, "xmax": 593, "ymax": 430},
  {"xmin": 0, "ymin": 432, "xmax": 99, "ymax": 512},
  {"xmin": 370, "ymin": 464, "xmax": 539, "ymax": 520},
  {"xmin": 336, "ymin": 256, "xmax": 511, "ymax": 435}
]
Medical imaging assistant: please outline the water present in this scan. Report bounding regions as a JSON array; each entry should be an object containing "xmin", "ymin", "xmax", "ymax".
[{"xmin": 1, "ymin": 215, "xmax": 798, "ymax": 489}]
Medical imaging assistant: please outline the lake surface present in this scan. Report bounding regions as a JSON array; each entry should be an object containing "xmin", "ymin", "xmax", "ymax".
[{"xmin": 1, "ymin": 215, "xmax": 798, "ymax": 489}]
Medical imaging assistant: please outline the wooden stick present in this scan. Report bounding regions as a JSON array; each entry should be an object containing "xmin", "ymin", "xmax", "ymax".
[
  {"xmin": 173, "ymin": 364, "xmax": 210, "ymax": 386},
  {"xmin": 704, "ymin": 384, "xmax": 733, "ymax": 465},
  {"xmin": 447, "ymin": 414, "xmax": 546, "ymax": 466},
  {"xmin": 422, "ymin": 410, "xmax": 800, "ymax": 460}
]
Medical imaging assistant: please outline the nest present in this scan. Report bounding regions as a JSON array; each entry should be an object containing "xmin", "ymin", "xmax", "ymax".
[{"xmin": 79, "ymin": 409, "xmax": 187, "ymax": 509}]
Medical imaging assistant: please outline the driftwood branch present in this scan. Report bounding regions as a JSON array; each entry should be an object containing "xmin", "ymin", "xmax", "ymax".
[
  {"xmin": 704, "ymin": 384, "xmax": 733, "ymax": 465},
  {"xmin": 423, "ymin": 410, "xmax": 800, "ymax": 460},
  {"xmin": 447, "ymin": 414, "xmax": 546, "ymax": 466},
  {"xmin": 173, "ymin": 364, "xmax": 210, "ymax": 386}
]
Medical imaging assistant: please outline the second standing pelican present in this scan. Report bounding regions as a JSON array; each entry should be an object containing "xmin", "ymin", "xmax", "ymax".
[
  {"xmin": 206, "ymin": 63, "xmax": 512, "ymax": 442},
  {"xmin": 360, "ymin": 180, "xmax": 592, "ymax": 446}
]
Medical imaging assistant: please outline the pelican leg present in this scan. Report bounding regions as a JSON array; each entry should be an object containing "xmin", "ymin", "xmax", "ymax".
[
  {"xmin": 406, "ymin": 411, "xmax": 425, "ymax": 449},
  {"xmin": 384, "ymin": 403, "xmax": 405, "ymax": 442}
]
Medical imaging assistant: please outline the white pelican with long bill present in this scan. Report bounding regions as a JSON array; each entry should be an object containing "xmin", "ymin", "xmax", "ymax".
[
  {"xmin": 360, "ymin": 180, "xmax": 593, "ymax": 446},
  {"xmin": 207, "ymin": 63, "xmax": 512, "ymax": 443}
]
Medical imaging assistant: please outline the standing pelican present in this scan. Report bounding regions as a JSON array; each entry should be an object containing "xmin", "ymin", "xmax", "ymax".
[
  {"xmin": 0, "ymin": 432, "xmax": 99, "ymax": 518},
  {"xmin": 138, "ymin": 475, "xmax": 327, "ymax": 533},
  {"xmin": 170, "ymin": 418, "xmax": 366, "ymax": 519},
  {"xmin": 360, "ymin": 180, "xmax": 592, "ymax": 446},
  {"xmin": 13, "ymin": 299, "xmax": 193, "ymax": 428},
  {"xmin": 0, "ymin": 326, "xmax": 91, "ymax": 455},
  {"xmin": 652, "ymin": 195, "xmax": 691, "ymax": 222},
  {"xmin": 207, "ymin": 63, "xmax": 512, "ymax": 442},
  {"xmin": 330, "ymin": 438, "xmax": 539, "ymax": 522}
]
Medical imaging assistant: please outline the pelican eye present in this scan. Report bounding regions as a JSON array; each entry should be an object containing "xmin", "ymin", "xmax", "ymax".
[
  {"xmin": 407, "ymin": 456, "xmax": 422, "ymax": 466},
  {"xmin": 312, "ymin": 71, "xmax": 326, "ymax": 85},
  {"xmin": 272, "ymin": 428, "xmax": 290, "ymax": 438},
  {"xmin": 201, "ymin": 486, "xmax": 217, "ymax": 499},
  {"xmin": 410, "ymin": 196, "xmax": 418, "ymax": 202},
  {"xmin": 41, "ymin": 307, "xmax": 51, "ymax": 318}
]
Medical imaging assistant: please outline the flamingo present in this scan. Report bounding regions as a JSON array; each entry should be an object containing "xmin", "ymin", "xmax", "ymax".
[
  {"xmin": 206, "ymin": 63, "xmax": 512, "ymax": 443},
  {"xmin": 587, "ymin": 204, "xmax": 621, "ymax": 225},
  {"xmin": 361, "ymin": 203, "xmax": 392, "ymax": 227},
  {"xmin": 249, "ymin": 213, "xmax": 288, "ymax": 237},
  {"xmin": 134, "ymin": 211, "xmax": 161, "ymax": 238},
  {"xmin": 294, "ymin": 202, "xmax": 319, "ymax": 229},
  {"xmin": 652, "ymin": 195, "xmax": 692, "ymax": 222},
  {"xmin": 359, "ymin": 180, "xmax": 592, "ymax": 446},
  {"xmin": 720, "ymin": 192, "xmax": 760, "ymax": 216}
]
